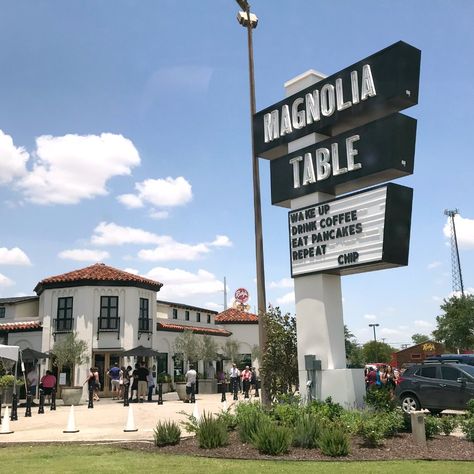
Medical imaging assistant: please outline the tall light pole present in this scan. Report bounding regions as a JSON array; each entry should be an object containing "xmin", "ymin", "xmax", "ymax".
[
  {"xmin": 235, "ymin": 1, "xmax": 269, "ymax": 406},
  {"xmin": 369, "ymin": 323, "xmax": 380, "ymax": 362}
]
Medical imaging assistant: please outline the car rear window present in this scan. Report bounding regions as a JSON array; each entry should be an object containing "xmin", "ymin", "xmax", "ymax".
[
  {"xmin": 441, "ymin": 366, "xmax": 461, "ymax": 381},
  {"xmin": 417, "ymin": 366, "xmax": 437, "ymax": 378}
]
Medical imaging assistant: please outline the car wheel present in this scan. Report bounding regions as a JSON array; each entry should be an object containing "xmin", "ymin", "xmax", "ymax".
[{"xmin": 400, "ymin": 394, "xmax": 420, "ymax": 413}]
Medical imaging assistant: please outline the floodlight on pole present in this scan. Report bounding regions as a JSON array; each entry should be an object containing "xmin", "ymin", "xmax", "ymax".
[{"xmin": 234, "ymin": 0, "xmax": 269, "ymax": 406}]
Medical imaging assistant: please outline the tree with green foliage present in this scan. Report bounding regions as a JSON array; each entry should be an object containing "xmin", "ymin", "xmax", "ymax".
[
  {"xmin": 362, "ymin": 340, "xmax": 395, "ymax": 364},
  {"xmin": 260, "ymin": 306, "xmax": 298, "ymax": 400},
  {"xmin": 51, "ymin": 332, "xmax": 89, "ymax": 386},
  {"xmin": 173, "ymin": 330, "xmax": 200, "ymax": 371},
  {"xmin": 344, "ymin": 325, "xmax": 365, "ymax": 367},
  {"xmin": 433, "ymin": 294, "xmax": 474, "ymax": 352},
  {"xmin": 411, "ymin": 333, "xmax": 431, "ymax": 345},
  {"xmin": 199, "ymin": 335, "xmax": 218, "ymax": 377},
  {"xmin": 220, "ymin": 338, "xmax": 240, "ymax": 364}
]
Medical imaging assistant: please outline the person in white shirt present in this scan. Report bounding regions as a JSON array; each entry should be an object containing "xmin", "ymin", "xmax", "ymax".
[
  {"xmin": 229, "ymin": 363, "xmax": 240, "ymax": 400},
  {"xmin": 185, "ymin": 365, "xmax": 197, "ymax": 403}
]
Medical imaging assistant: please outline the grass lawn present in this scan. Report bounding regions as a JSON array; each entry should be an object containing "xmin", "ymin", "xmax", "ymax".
[{"xmin": 0, "ymin": 445, "xmax": 472, "ymax": 473}]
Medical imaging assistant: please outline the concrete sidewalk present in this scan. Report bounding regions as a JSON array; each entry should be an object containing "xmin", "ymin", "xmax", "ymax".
[{"xmin": 0, "ymin": 393, "xmax": 238, "ymax": 443}]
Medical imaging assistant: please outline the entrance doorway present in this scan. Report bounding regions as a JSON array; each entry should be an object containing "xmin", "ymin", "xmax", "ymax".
[{"xmin": 93, "ymin": 352, "xmax": 122, "ymax": 398}]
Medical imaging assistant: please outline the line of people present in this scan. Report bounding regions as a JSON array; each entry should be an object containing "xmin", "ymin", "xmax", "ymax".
[{"xmin": 365, "ymin": 364, "xmax": 399, "ymax": 394}]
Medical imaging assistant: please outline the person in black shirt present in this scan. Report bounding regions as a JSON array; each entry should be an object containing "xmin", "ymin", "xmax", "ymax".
[{"xmin": 136, "ymin": 361, "xmax": 149, "ymax": 403}]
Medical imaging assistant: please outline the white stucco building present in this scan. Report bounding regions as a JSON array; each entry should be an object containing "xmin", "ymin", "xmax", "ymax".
[{"xmin": 0, "ymin": 263, "xmax": 259, "ymax": 398}]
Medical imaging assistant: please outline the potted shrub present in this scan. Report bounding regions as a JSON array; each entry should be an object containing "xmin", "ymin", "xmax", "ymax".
[
  {"xmin": 173, "ymin": 373, "xmax": 187, "ymax": 401},
  {"xmin": 51, "ymin": 332, "xmax": 89, "ymax": 405},
  {"xmin": 156, "ymin": 373, "xmax": 172, "ymax": 393},
  {"xmin": 198, "ymin": 335, "xmax": 218, "ymax": 394},
  {"xmin": 0, "ymin": 374, "xmax": 24, "ymax": 405}
]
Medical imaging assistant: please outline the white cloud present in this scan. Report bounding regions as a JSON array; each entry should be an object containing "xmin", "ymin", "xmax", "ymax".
[
  {"xmin": 379, "ymin": 327, "xmax": 404, "ymax": 338},
  {"xmin": 117, "ymin": 177, "xmax": 192, "ymax": 210},
  {"xmin": 427, "ymin": 261, "xmax": 442, "ymax": 270},
  {"xmin": 205, "ymin": 302, "xmax": 225, "ymax": 311},
  {"xmin": 58, "ymin": 249, "xmax": 110, "ymax": 262},
  {"xmin": 0, "ymin": 247, "xmax": 31, "ymax": 265},
  {"xmin": 0, "ymin": 130, "xmax": 28, "ymax": 184},
  {"xmin": 146, "ymin": 267, "xmax": 223, "ymax": 299},
  {"xmin": 443, "ymin": 214, "xmax": 474, "ymax": 249},
  {"xmin": 91, "ymin": 222, "xmax": 167, "ymax": 246},
  {"xmin": 363, "ymin": 314, "xmax": 377, "ymax": 321},
  {"xmin": 414, "ymin": 319, "xmax": 433, "ymax": 329},
  {"xmin": 276, "ymin": 291, "xmax": 295, "ymax": 305},
  {"xmin": 0, "ymin": 272, "xmax": 14, "ymax": 287},
  {"xmin": 123, "ymin": 267, "xmax": 139, "ymax": 275},
  {"xmin": 149, "ymin": 210, "xmax": 169, "ymax": 220},
  {"xmin": 210, "ymin": 235, "xmax": 232, "ymax": 247},
  {"xmin": 138, "ymin": 240, "xmax": 210, "ymax": 262},
  {"xmin": 18, "ymin": 133, "xmax": 140, "ymax": 205},
  {"xmin": 269, "ymin": 278, "xmax": 293, "ymax": 289}
]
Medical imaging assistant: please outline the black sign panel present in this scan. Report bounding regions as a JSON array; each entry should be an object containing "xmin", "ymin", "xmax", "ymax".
[
  {"xmin": 271, "ymin": 113, "xmax": 417, "ymax": 207},
  {"xmin": 288, "ymin": 183, "xmax": 413, "ymax": 277},
  {"xmin": 253, "ymin": 41, "xmax": 421, "ymax": 159}
]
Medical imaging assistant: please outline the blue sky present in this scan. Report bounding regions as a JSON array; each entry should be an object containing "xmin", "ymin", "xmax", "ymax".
[{"xmin": 0, "ymin": 1, "xmax": 473, "ymax": 347}]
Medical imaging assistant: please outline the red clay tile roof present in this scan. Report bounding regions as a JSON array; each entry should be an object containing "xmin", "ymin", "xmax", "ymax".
[
  {"xmin": 34, "ymin": 263, "xmax": 163, "ymax": 295},
  {"xmin": 0, "ymin": 321, "xmax": 42, "ymax": 332},
  {"xmin": 157, "ymin": 321, "xmax": 232, "ymax": 337},
  {"xmin": 215, "ymin": 308, "xmax": 258, "ymax": 324}
]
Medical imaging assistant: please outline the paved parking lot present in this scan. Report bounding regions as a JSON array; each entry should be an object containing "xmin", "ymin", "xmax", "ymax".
[{"xmin": 0, "ymin": 393, "xmax": 234, "ymax": 442}]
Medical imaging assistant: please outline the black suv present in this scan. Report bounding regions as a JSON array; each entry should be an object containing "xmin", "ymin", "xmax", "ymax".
[{"xmin": 395, "ymin": 362, "xmax": 474, "ymax": 414}]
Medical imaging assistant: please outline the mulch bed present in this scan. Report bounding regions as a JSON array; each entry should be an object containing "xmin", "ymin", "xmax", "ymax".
[{"xmin": 117, "ymin": 431, "xmax": 474, "ymax": 461}]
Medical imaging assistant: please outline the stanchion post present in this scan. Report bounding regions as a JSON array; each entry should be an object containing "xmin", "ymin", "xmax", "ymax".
[
  {"xmin": 25, "ymin": 393, "xmax": 32, "ymax": 417},
  {"xmin": 157, "ymin": 383, "xmax": 163, "ymax": 405},
  {"xmin": 11, "ymin": 393, "xmax": 18, "ymax": 421},
  {"xmin": 254, "ymin": 379, "xmax": 260, "ymax": 398},
  {"xmin": 50, "ymin": 388, "xmax": 56, "ymax": 411},
  {"xmin": 221, "ymin": 382, "xmax": 226, "ymax": 402},
  {"xmin": 88, "ymin": 386, "xmax": 94, "ymax": 409},
  {"xmin": 38, "ymin": 390, "xmax": 45, "ymax": 414},
  {"xmin": 190, "ymin": 383, "xmax": 196, "ymax": 404},
  {"xmin": 123, "ymin": 384, "xmax": 129, "ymax": 407}
]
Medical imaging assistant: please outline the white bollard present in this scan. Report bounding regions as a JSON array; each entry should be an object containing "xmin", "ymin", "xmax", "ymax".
[
  {"xmin": 63, "ymin": 405, "xmax": 80, "ymax": 433},
  {"xmin": 0, "ymin": 406, "xmax": 14, "ymax": 434},
  {"xmin": 123, "ymin": 405, "xmax": 138, "ymax": 432},
  {"xmin": 192, "ymin": 401, "xmax": 200, "ymax": 420}
]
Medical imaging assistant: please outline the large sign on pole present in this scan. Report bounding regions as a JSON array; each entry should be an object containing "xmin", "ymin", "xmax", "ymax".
[
  {"xmin": 288, "ymin": 183, "xmax": 413, "ymax": 277},
  {"xmin": 270, "ymin": 113, "xmax": 416, "ymax": 206},
  {"xmin": 253, "ymin": 41, "xmax": 421, "ymax": 159}
]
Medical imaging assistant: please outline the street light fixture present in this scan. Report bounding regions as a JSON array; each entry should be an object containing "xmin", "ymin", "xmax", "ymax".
[
  {"xmin": 234, "ymin": 0, "xmax": 269, "ymax": 406},
  {"xmin": 369, "ymin": 323, "xmax": 380, "ymax": 362}
]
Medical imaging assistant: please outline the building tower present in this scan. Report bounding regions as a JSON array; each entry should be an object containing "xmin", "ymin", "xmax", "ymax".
[{"xmin": 444, "ymin": 209, "xmax": 464, "ymax": 296}]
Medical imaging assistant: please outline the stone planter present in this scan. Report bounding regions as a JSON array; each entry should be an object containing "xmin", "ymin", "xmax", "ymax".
[
  {"xmin": 175, "ymin": 382, "xmax": 187, "ymax": 401},
  {"xmin": 1, "ymin": 387, "xmax": 13, "ymax": 406},
  {"xmin": 198, "ymin": 378, "xmax": 217, "ymax": 394},
  {"xmin": 61, "ymin": 387, "xmax": 84, "ymax": 406}
]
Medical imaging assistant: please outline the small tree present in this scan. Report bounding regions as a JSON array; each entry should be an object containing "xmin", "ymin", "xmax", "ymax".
[
  {"xmin": 362, "ymin": 340, "xmax": 394, "ymax": 364},
  {"xmin": 51, "ymin": 332, "xmax": 89, "ymax": 387},
  {"xmin": 173, "ymin": 330, "xmax": 200, "ymax": 372},
  {"xmin": 260, "ymin": 306, "xmax": 298, "ymax": 399},
  {"xmin": 199, "ymin": 335, "xmax": 218, "ymax": 377},
  {"xmin": 411, "ymin": 333, "xmax": 431, "ymax": 345},
  {"xmin": 345, "ymin": 325, "xmax": 365, "ymax": 367},
  {"xmin": 220, "ymin": 338, "xmax": 240, "ymax": 365}
]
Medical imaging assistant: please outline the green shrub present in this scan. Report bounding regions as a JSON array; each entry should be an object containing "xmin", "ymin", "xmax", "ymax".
[
  {"xmin": 364, "ymin": 387, "xmax": 397, "ymax": 412},
  {"xmin": 339, "ymin": 410, "xmax": 363, "ymax": 435},
  {"xmin": 153, "ymin": 420, "xmax": 181, "ymax": 447},
  {"xmin": 251, "ymin": 420, "xmax": 292, "ymax": 455},
  {"xmin": 216, "ymin": 409, "xmax": 238, "ymax": 432},
  {"xmin": 466, "ymin": 399, "xmax": 474, "ymax": 417},
  {"xmin": 318, "ymin": 423, "xmax": 350, "ymax": 457},
  {"xmin": 357, "ymin": 413, "xmax": 387, "ymax": 447},
  {"xmin": 460, "ymin": 417, "xmax": 474, "ymax": 442},
  {"xmin": 292, "ymin": 413, "xmax": 321, "ymax": 448},
  {"xmin": 271, "ymin": 401, "xmax": 303, "ymax": 427},
  {"xmin": 308, "ymin": 397, "xmax": 344, "ymax": 421},
  {"xmin": 384, "ymin": 409, "xmax": 405, "ymax": 437},
  {"xmin": 196, "ymin": 411, "xmax": 229, "ymax": 449},
  {"xmin": 424, "ymin": 415, "xmax": 441, "ymax": 439},
  {"xmin": 439, "ymin": 415, "xmax": 459, "ymax": 436},
  {"xmin": 238, "ymin": 407, "xmax": 270, "ymax": 443}
]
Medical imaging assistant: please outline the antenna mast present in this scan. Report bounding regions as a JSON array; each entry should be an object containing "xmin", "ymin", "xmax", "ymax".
[{"xmin": 444, "ymin": 209, "xmax": 464, "ymax": 296}]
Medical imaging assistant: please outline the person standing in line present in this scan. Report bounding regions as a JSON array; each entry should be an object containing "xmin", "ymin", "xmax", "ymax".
[
  {"xmin": 83, "ymin": 367, "xmax": 99, "ymax": 401},
  {"xmin": 27, "ymin": 366, "xmax": 38, "ymax": 399},
  {"xmin": 129, "ymin": 363, "xmax": 139, "ymax": 402},
  {"xmin": 107, "ymin": 362, "xmax": 121, "ymax": 400},
  {"xmin": 229, "ymin": 363, "xmax": 240, "ymax": 399},
  {"xmin": 241, "ymin": 365, "xmax": 252, "ymax": 398},
  {"xmin": 136, "ymin": 361, "xmax": 149, "ymax": 403},
  {"xmin": 185, "ymin": 365, "xmax": 197, "ymax": 403},
  {"xmin": 123, "ymin": 365, "xmax": 132, "ymax": 401},
  {"xmin": 146, "ymin": 370, "xmax": 155, "ymax": 402},
  {"xmin": 40, "ymin": 370, "xmax": 56, "ymax": 404}
]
